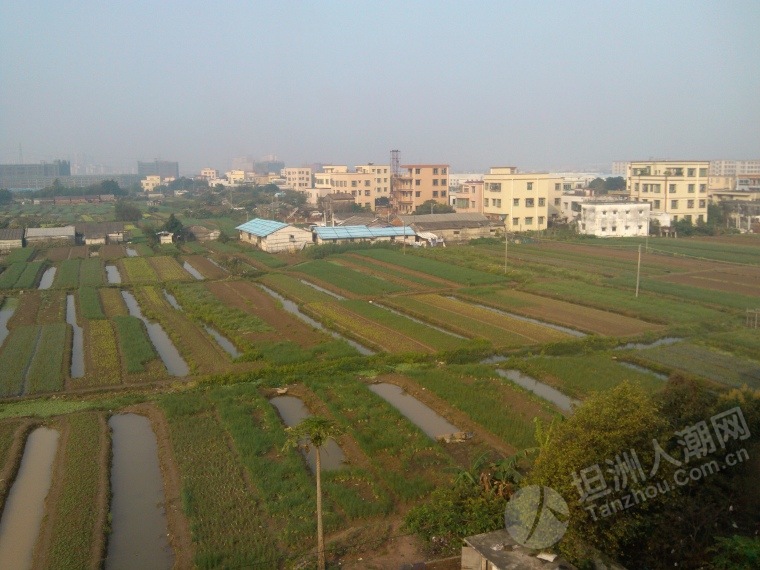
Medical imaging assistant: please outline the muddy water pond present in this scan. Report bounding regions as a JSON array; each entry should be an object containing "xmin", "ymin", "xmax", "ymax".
[
  {"xmin": 270, "ymin": 396, "xmax": 346, "ymax": 472},
  {"xmin": 203, "ymin": 325, "xmax": 241, "ymax": 358},
  {"xmin": 259, "ymin": 285, "xmax": 374, "ymax": 355},
  {"xmin": 368, "ymin": 383, "xmax": 460, "ymax": 439},
  {"xmin": 615, "ymin": 337, "xmax": 682, "ymax": 351},
  {"xmin": 66, "ymin": 294, "xmax": 85, "ymax": 378},
  {"xmin": 0, "ymin": 427, "xmax": 59, "ymax": 570},
  {"xmin": 496, "ymin": 369, "xmax": 577, "ymax": 413},
  {"xmin": 0, "ymin": 298, "xmax": 17, "ymax": 348},
  {"xmin": 105, "ymin": 265, "xmax": 122, "ymax": 284},
  {"xmin": 162, "ymin": 289, "xmax": 182, "ymax": 311},
  {"xmin": 106, "ymin": 414, "xmax": 173, "ymax": 570},
  {"xmin": 182, "ymin": 261, "xmax": 204, "ymax": 280},
  {"xmin": 38, "ymin": 267, "xmax": 57, "ymax": 290},
  {"xmin": 125, "ymin": 248, "xmax": 138, "ymax": 257},
  {"xmin": 121, "ymin": 291, "xmax": 189, "ymax": 376}
]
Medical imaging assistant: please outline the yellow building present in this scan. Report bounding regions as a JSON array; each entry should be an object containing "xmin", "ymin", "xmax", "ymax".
[
  {"xmin": 141, "ymin": 175, "xmax": 162, "ymax": 192},
  {"xmin": 392, "ymin": 164, "xmax": 449, "ymax": 214},
  {"xmin": 627, "ymin": 161, "xmax": 709, "ymax": 223},
  {"xmin": 313, "ymin": 164, "xmax": 390, "ymax": 210},
  {"xmin": 481, "ymin": 167, "xmax": 563, "ymax": 231}
]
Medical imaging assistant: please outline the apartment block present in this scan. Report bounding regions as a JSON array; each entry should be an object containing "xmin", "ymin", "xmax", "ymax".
[
  {"xmin": 141, "ymin": 175, "xmax": 162, "ymax": 192},
  {"xmin": 452, "ymin": 180, "xmax": 483, "ymax": 213},
  {"xmin": 314, "ymin": 164, "xmax": 390, "ymax": 210},
  {"xmin": 392, "ymin": 164, "xmax": 449, "ymax": 214},
  {"xmin": 709, "ymin": 159, "xmax": 760, "ymax": 176},
  {"xmin": 577, "ymin": 201, "xmax": 650, "ymax": 237},
  {"xmin": 282, "ymin": 167, "xmax": 313, "ymax": 191},
  {"xmin": 199, "ymin": 167, "xmax": 218, "ymax": 180},
  {"xmin": 627, "ymin": 160, "xmax": 709, "ymax": 223},
  {"xmin": 481, "ymin": 167, "xmax": 563, "ymax": 231}
]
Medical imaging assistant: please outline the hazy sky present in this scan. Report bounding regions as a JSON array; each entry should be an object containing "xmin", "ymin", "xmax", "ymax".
[{"xmin": 2, "ymin": 1, "xmax": 759, "ymax": 175}]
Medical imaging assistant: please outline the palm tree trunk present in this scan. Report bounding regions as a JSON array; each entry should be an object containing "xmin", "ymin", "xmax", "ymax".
[{"xmin": 316, "ymin": 447, "xmax": 325, "ymax": 570}]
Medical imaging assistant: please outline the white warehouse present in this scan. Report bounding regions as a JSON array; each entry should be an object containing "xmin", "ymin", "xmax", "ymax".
[{"xmin": 577, "ymin": 201, "xmax": 650, "ymax": 237}]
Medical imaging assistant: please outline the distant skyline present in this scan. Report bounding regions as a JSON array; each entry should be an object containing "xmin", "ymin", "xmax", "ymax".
[{"xmin": 2, "ymin": 1, "xmax": 759, "ymax": 176}]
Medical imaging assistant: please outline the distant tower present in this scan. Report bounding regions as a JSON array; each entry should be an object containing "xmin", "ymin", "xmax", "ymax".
[{"xmin": 391, "ymin": 149, "xmax": 400, "ymax": 177}]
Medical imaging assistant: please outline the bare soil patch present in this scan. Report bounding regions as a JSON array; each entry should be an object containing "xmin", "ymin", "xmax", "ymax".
[
  {"xmin": 99, "ymin": 245, "xmax": 125, "ymax": 261},
  {"xmin": 9, "ymin": 291, "xmax": 41, "ymax": 326}
]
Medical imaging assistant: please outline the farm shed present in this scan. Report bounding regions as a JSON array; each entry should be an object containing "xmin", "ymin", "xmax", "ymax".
[
  {"xmin": 396, "ymin": 213, "xmax": 496, "ymax": 243},
  {"xmin": 236, "ymin": 218, "xmax": 312, "ymax": 253},
  {"xmin": 75, "ymin": 222, "xmax": 127, "ymax": 245},
  {"xmin": 187, "ymin": 225, "xmax": 221, "ymax": 241},
  {"xmin": 156, "ymin": 231, "xmax": 175, "ymax": 245},
  {"xmin": 0, "ymin": 228, "xmax": 24, "ymax": 251},
  {"xmin": 312, "ymin": 225, "xmax": 415, "ymax": 245},
  {"xmin": 25, "ymin": 226, "xmax": 76, "ymax": 245}
]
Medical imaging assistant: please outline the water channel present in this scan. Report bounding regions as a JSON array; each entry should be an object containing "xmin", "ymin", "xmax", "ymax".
[
  {"xmin": 66, "ymin": 294, "xmax": 85, "ymax": 378},
  {"xmin": 203, "ymin": 325, "xmax": 241, "ymax": 358},
  {"xmin": 121, "ymin": 291, "xmax": 189, "ymax": 376},
  {"xmin": 619, "ymin": 361, "xmax": 669, "ymax": 380},
  {"xmin": 106, "ymin": 414, "xmax": 173, "ymax": 570},
  {"xmin": 270, "ymin": 396, "xmax": 346, "ymax": 471},
  {"xmin": 163, "ymin": 289, "xmax": 182, "ymax": 311},
  {"xmin": 38, "ymin": 267, "xmax": 56, "ymax": 290},
  {"xmin": 373, "ymin": 302, "xmax": 468, "ymax": 339},
  {"xmin": 299, "ymin": 279, "xmax": 345, "ymax": 300},
  {"xmin": 0, "ymin": 427, "xmax": 60, "ymax": 570},
  {"xmin": 368, "ymin": 383, "xmax": 460, "ymax": 439},
  {"xmin": 615, "ymin": 337, "xmax": 681, "ymax": 351},
  {"xmin": 182, "ymin": 261, "xmax": 204, "ymax": 280},
  {"xmin": 105, "ymin": 265, "xmax": 122, "ymax": 284},
  {"xmin": 125, "ymin": 248, "xmax": 138, "ymax": 257},
  {"xmin": 495, "ymin": 369, "xmax": 578, "ymax": 413},
  {"xmin": 259, "ymin": 285, "xmax": 374, "ymax": 355},
  {"xmin": 0, "ymin": 298, "xmax": 17, "ymax": 348}
]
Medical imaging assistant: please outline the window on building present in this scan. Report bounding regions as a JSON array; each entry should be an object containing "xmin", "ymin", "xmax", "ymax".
[
  {"xmin": 635, "ymin": 183, "xmax": 640, "ymax": 191},
  {"xmin": 527, "ymin": 182, "xmax": 533, "ymax": 190},
  {"xmin": 440, "ymin": 179, "xmax": 447, "ymax": 186},
  {"xmin": 687, "ymin": 168, "xmax": 696, "ymax": 176},
  {"xmin": 512, "ymin": 217, "xmax": 519, "ymax": 226},
  {"xmin": 415, "ymin": 168, "xmax": 421, "ymax": 174},
  {"xmin": 488, "ymin": 183, "xmax": 501, "ymax": 192},
  {"xmin": 415, "ymin": 179, "xmax": 421, "ymax": 186},
  {"xmin": 441, "ymin": 191, "xmax": 446, "ymax": 197},
  {"xmin": 441, "ymin": 168, "xmax": 447, "ymax": 174},
  {"xmin": 699, "ymin": 184, "xmax": 706, "ymax": 193},
  {"xmin": 688, "ymin": 184, "xmax": 695, "ymax": 193},
  {"xmin": 699, "ymin": 168, "xmax": 707, "ymax": 177},
  {"xmin": 433, "ymin": 168, "xmax": 439, "ymax": 175},
  {"xmin": 538, "ymin": 216, "xmax": 545, "ymax": 225},
  {"xmin": 554, "ymin": 198, "xmax": 561, "ymax": 206},
  {"xmin": 433, "ymin": 191, "xmax": 438, "ymax": 197},
  {"xmin": 484, "ymin": 198, "xmax": 489, "ymax": 207},
  {"xmin": 687, "ymin": 200, "xmax": 694, "ymax": 208},
  {"xmin": 654, "ymin": 184, "xmax": 661, "ymax": 193},
  {"xmin": 513, "ymin": 198, "xmax": 519, "ymax": 206},
  {"xmin": 493, "ymin": 199, "xmax": 501, "ymax": 207},
  {"xmin": 365, "ymin": 190, "xmax": 370, "ymax": 196},
  {"xmin": 671, "ymin": 200, "xmax": 678, "ymax": 209},
  {"xmin": 699, "ymin": 199, "xmax": 706, "ymax": 208},
  {"xmin": 554, "ymin": 183, "xmax": 561, "ymax": 191},
  {"xmin": 669, "ymin": 184, "xmax": 676, "ymax": 192},
  {"xmin": 351, "ymin": 181, "xmax": 357, "ymax": 187},
  {"xmin": 415, "ymin": 191, "xmax": 421, "ymax": 197},
  {"xmin": 653, "ymin": 200, "xmax": 661, "ymax": 208},
  {"xmin": 673, "ymin": 215, "xmax": 679, "ymax": 221},
  {"xmin": 611, "ymin": 226, "xmax": 617, "ymax": 232},
  {"xmin": 433, "ymin": 179, "xmax": 439, "ymax": 186},
  {"xmin": 526, "ymin": 198, "xmax": 535, "ymax": 207},
  {"xmin": 538, "ymin": 198, "xmax": 545, "ymax": 206},
  {"xmin": 525, "ymin": 217, "xmax": 533, "ymax": 225},
  {"xmin": 698, "ymin": 214, "xmax": 704, "ymax": 222}
]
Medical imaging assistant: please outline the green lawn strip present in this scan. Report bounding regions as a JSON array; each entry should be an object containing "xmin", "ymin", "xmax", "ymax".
[
  {"xmin": 113, "ymin": 315, "xmax": 157, "ymax": 373},
  {"xmin": 169, "ymin": 282, "xmax": 270, "ymax": 334},
  {"xmin": 634, "ymin": 342, "xmax": 760, "ymax": 389},
  {"xmin": 305, "ymin": 374, "xmax": 451, "ymax": 501},
  {"xmin": 134, "ymin": 243, "xmax": 154, "ymax": 256},
  {"xmin": 3, "ymin": 248, "xmax": 35, "ymax": 265},
  {"xmin": 340, "ymin": 255, "xmax": 446, "ymax": 289},
  {"xmin": 0, "ymin": 325, "xmax": 40, "ymax": 396},
  {"xmin": 243, "ymin": 248, "xmax": 288, "ymax": 269},
  {"xmin": 121, "ymin": 257, "xmax": 159, "ymax": 283},
  {"xmin": 79, "ymin": 258, "xmax": 104, "ymax": 287},
  {"xmin": 0, "ymin": 263, "xmax": 28, "ymax": 289},
  {"xmin": 13, "ymin": 261, "xmax": 45, "ymax": 289},
  {"xmin": 159, "ymin": 392, "xmax": 281, "ymax": 568},
  {"xmin": 205, "ymin": 241, "xmax": 242, "ymax": 255},
  {"xmin": 26, "ymin": 323, "xmax": 67, "ymax": 394},
  {"xmin": 699, "ymin": 329, "xmax": 760, "ymax": 361},
  {"xmin": 357, "ymin": 248, "xmax": 505, "ymax": 285},
  {"xmin": 210, "ymin": 385, "xmax": 345, "ymax": 546},
  {"xmin": 341, "ymin": 299, "xmax": 465, "ymax": 352},
  {"xmin": 53, "ymin": 259, "xmax": 81, "ymax": 289},
  {"xmin": 520, "ymin": 279, "xmax": 728, "ymax": 326},
  {"xmin": 78, "ymin": 287, "xmax": 105, "ymax": 320},
  {"xmin": 45, "ymin": 413, "xmax": 105, "ymax": 570},
  {"xmin": 182, "ymin": 241, "xmax": 206, "ymax": 254},
  {"xmin": 506, "ymin": 354, "xmax": 665, "ymax": 401},
  {"xmin": 404, "ymin": 364, "xmax": 560, "ymax": 450},
  {"xmin": 259, "ymin": 273, "xmax": 337, "ymax": 305},
  {"xmin": 294, "ymin": 260, "xmax": 404, "ymax": 296}
]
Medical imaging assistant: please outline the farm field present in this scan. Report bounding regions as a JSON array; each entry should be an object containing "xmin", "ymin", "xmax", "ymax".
[{"xmin": 1, "ymin": 225, "xmax": 759, "ymax": 568}]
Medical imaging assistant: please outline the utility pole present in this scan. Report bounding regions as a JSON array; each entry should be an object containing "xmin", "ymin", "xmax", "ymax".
[
  {"xmin": 504, "ymin": 228, "xmax": 508, "ymax": 274},
  {"xmin": 635, "ymin": 244, "xmax": 642, "ymax": 298}
]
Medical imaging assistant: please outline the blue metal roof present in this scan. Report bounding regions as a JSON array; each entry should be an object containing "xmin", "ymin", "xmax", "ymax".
[
  {"xmin": 314, "ymin": 225, "xmax": 415, "ymax": 240},
  {"xmin": 236, "ymin": 218, "xmax": 289, "ymax": 237}
]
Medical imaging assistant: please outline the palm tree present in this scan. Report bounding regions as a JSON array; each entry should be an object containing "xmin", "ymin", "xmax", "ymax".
[{"xmin": 283, "ymin": 416, "xmax": 344, "ymax": 570}]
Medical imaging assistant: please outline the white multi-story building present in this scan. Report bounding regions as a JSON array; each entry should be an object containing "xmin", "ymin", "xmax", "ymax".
[
  {"xmin": 282, "ymin": 167, "xmax": 313, "ymax": 191},
  {"xmin": 577, "ymin": 201, "xmax": 650, "ymax": 237},
  {"xmin": 709, "ymin": 160, "xmax": 760, "ymax": 176},
  {"xmin": 612, "ymin": 161, "xmax": 630, "ymax": 177},
  {"xmin": 627, "ymin": 160, "xmax": 709, "ymax": 223},
  {"xmin": 481, "ymin": 167, "xmax": 563, "ymax": 231}
]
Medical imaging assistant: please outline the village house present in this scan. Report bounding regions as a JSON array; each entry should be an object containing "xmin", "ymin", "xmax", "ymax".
[
  {"xmin": 0, "ymin": 228, "xmax": 24, "ymax": 252},
  {"xmin": 75, "ymin": 222, "xmax": 127, "ymax": 245},
  {"xmin": 395, "ymin": 213, "xmax": 496, "ymax": 243},
  {"xmin": 25, "ymin": 226, "xmax": 76, "ymax": 245},
  {"xmin": 187, "ymin": 225, "xmax": 221, "ymax": 241},
  {"xmin": 156, "ymin": 231, "xmax": 175, "ymax": 245},
  {"xmin": 312, "ymin": 225, "xmax": 415, "ymax": 246},
  {"xmin": 236, "ymin": 218, "xmax": 312, "ymax": 253}
]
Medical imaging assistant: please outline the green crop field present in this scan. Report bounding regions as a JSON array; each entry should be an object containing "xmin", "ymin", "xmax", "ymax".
[
  {"xmin": 0, "ymin": 325, "xmax": 39, "ymax": 396},
  {"xmin": 12, "ymin": 261, "xmax": 44, "ymax": 289},
  {"xmin": 79, "ymin": 287, "xmax": 105, "ymax": 319},
  {"xmin": 0, "ymin": 262, "xmax": 28, "ymax": 289},
  {"xmin": 79, "ymin": 258, "xmax": 103, "ymax": 287},
  {"xmin": 294, "ymin": 260, "xmax": 405, "ymax": 296},
  {"xmin": 26, "ymin": 323, "xmax": 67, "ymax": 393},
  {"xmin": 121, "ymin": 257, "xmax": 159, "ymax": 283},
  {"xmin": 113, "ymin": 315, "xmax": 157, "ymax": 373},
  {"xmin": 54, "ymin": 259, "xmax": 81, "ymax": 289}
]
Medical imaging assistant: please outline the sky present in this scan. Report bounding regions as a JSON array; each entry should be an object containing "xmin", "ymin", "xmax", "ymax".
[{"xmin": 1, "ymin": 1, "xmax": 759, "ymax": 175}]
